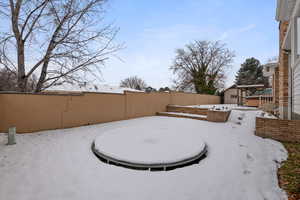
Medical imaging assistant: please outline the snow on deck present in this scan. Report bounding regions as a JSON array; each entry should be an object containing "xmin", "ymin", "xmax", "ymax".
[{"xmin": 0, "ymin": 110, "xmax": 287, "ymax": 200}]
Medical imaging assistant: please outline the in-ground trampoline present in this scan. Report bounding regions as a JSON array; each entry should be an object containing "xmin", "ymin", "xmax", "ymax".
[{"xmin": 92, "ymin": 123, "xmax": 207, "ymax": 171}]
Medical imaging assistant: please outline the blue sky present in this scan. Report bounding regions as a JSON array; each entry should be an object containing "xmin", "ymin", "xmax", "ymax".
[{"xmin": 101, "ymin": 0, "xmax": 278, "ymax": 89}]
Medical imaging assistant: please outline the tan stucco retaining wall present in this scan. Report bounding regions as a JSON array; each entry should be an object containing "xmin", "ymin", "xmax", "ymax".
[
  {"xmin": 166, "ymin": 105, "xmax": 208, "ymax": 115},
  {"xmin": 170, "ymin": 92, "xmax": 219, "ymax": 105},
  {"xmin": 0, "ymin": 91, "xmax": 220, "ymax": 133}
]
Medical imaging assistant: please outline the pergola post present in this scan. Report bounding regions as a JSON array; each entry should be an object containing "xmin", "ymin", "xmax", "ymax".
[{"xmin": 240, "ymin": 89, "xmax": 244, "ymax": 106}]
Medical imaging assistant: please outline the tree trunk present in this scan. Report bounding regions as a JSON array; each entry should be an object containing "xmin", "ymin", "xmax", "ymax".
[
  {"xmin": 35, "ymin": 59, "xmax": 50, "ymax": 92},
  {"xmin": 17, "ymin": 40, "xmax": 27, "ymax": 92}
]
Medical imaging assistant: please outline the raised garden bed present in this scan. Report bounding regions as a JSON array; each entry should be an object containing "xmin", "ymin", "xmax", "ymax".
[{"xmin": 206, "ymin": 110, "xmax": 231, "ymax": 122}]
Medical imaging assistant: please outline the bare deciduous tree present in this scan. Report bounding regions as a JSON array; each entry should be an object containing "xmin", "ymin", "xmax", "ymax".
[
  {"xmin": 0, "ymin": 68, "xmax": 36, "ymax": 91},
  {"xmin": 120, "ymin": 76, "xmax": 147, "ymax": 90},
  {"xmin": 170, "ymin": 40, "xmax": 235, "ymax": 94},
  {"xmin": 0, "ymin": 0, "xmax": 119, "ymax": 92}
]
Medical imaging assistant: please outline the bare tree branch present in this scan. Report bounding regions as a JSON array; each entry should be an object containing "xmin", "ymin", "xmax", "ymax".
[
  {"xmin": 170, "ymin": 40, "xmax": 235, "ymax": 94},
  {"xmin": 0, "ymin": 0, "xmax": 120, "ymax": 92},
  {"xmin": 120, "ymin": 76, "xmax": 147, "ymax": 90}
]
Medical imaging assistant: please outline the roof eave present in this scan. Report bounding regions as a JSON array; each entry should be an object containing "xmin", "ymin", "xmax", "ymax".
[
  {"xmin": 276, "ymin": 0, "xmax": 293, "ymax": 22},
  {"xmin": 276, "ymin": 0, "xmax": 283, "ymax": 21}
]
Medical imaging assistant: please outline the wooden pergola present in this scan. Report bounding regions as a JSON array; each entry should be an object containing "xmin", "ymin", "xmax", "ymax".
[{"xmin": 236, "ymin": 84, "xmax": 265, "ymax": 106}]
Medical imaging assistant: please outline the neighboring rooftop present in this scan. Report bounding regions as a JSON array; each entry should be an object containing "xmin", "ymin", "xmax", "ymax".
[
  {"xmin": 224, "ymin": 84, "xmax": 237, "ymax": 92},
  {"xmin": 263, "ymin": 62, "xmax": 278, "ymax": 77},
  {"xmin": 46, "ymin": 83, "xmax": 143, "ymax": 94},
  {"xmin": 246, "ymin": 88, "xmax": 273, "ymax": 98},
  {"xmin": 263, "ymin": 62, "xmax": 278, "ymax": 68}
]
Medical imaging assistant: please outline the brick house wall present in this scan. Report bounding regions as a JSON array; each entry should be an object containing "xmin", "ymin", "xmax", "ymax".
[
  {"xmin": 278, "ymin": 21, "xmax": 290, "ymax": 119},
  {"xmin": 256, "ymin": 117, "xmax": 300, "ymax": 142},
  {"xmin": 273, "ymin": 67, "xmax": 280, "ymax": 106}
]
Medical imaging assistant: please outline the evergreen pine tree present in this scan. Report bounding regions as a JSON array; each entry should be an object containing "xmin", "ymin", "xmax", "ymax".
[{"xmin": 235, "ymin": 57, "xmax": 268, "ymax": 86}]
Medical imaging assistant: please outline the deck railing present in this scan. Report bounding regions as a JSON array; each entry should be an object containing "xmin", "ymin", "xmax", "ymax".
[
  {"xmin": 258, "ymin": 95, "xmax": 273, "ymax": 108},
  {"xmin": 258, "ymin": 95, "xmax": 278, "ymax": 115}
]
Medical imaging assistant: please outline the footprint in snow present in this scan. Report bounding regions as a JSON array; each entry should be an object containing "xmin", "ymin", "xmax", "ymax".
[
  {"xmin": 243, "ymin": 169, "xmax": 251, "ymax": 175},
  {"xmin": 246, "ymin": 153, "xmax": 254, "ymax": 162},
  {"xmin": 280, "ymin": 148, "xmax": 285, "ymax": 153}
]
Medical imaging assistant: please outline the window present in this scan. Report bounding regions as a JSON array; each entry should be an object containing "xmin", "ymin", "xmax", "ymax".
[{"xmin": 231, "ymin": 95, "xmax": 237, "ymax": 99}]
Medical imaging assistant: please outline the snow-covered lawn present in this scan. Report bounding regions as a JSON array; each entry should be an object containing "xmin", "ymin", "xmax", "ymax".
[{"xmin": 0, "ymin": 110, "xmax": 287, "ymax": 200}]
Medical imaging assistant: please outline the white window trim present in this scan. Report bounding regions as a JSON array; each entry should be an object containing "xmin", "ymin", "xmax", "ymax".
[{"xmin": 297, "ymin": 17, "xmax": 300, "ymax": 56}]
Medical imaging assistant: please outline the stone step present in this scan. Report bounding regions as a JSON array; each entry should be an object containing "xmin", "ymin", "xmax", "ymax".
[
  {"xmin": 157, "ymin": 112, "xmax": 207, "ymax": 121},
  {"xmin": 167, "ymin": 105, "xmax": 208, "ymax": 115}
]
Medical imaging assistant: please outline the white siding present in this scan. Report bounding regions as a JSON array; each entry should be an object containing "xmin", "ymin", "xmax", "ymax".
[{"xmin": 293, "ymin": 62, "xmax": 300, "ymax": 116}]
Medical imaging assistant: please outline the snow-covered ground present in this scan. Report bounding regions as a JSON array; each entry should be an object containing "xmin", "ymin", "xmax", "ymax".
[
  {"xmin": 0, "ymin": 110, "xmax": 287, "ymax": 200},
  {"xmin": 46, "ymin": 82, "xmax": 143, "ymax": 94}
]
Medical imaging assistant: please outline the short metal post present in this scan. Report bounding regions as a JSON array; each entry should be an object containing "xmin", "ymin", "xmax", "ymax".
[{"xmin": 7, "ymin": 127, "xmax": 16, "ymax": 145}]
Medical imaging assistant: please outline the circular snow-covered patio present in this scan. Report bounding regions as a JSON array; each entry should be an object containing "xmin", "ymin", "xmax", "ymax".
[{"xmin": 92, "ymin": 123, "xmax": 207, "ymax": 171}]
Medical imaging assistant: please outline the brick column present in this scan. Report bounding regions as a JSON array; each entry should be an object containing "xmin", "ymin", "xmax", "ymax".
[
  {"xmin": 278, "ymin": 21, "xmax": 289, "ymax": 119},
  {"xmin": 273, "ymin": 66, "xmax": 279, "ymax": 106}
]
